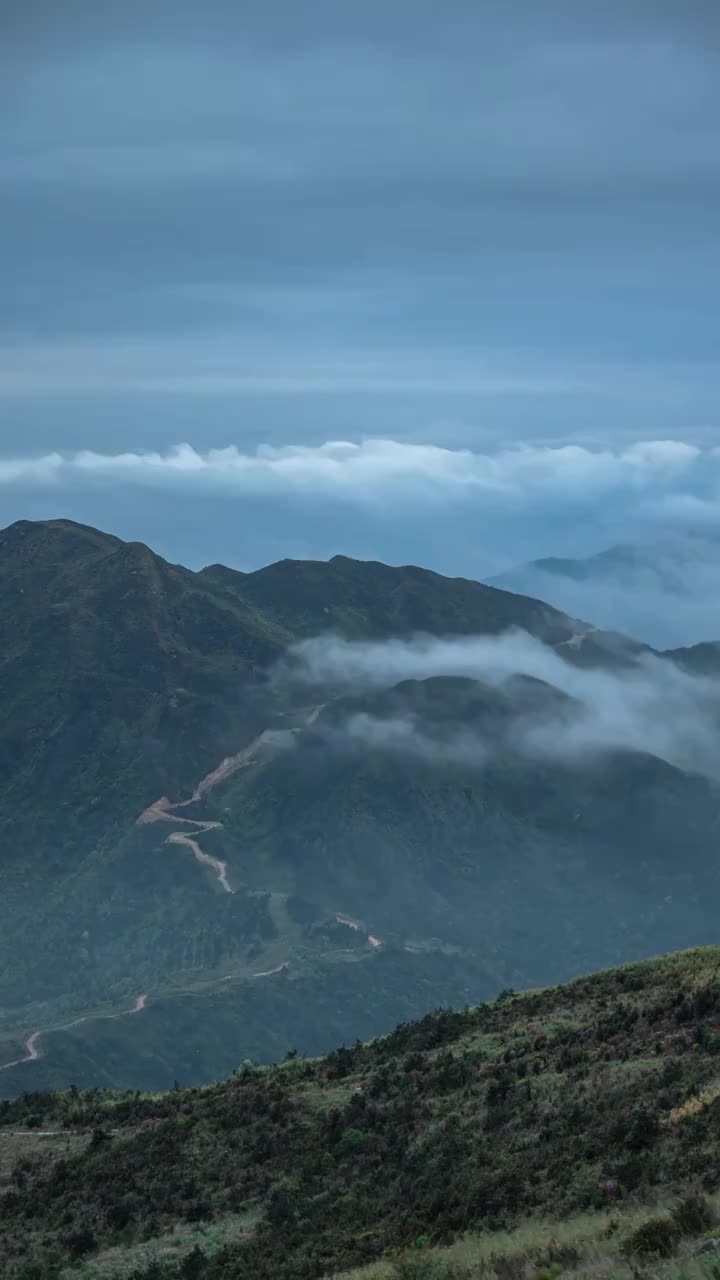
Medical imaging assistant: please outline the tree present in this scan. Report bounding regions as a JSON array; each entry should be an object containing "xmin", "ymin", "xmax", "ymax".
[{"xmin": 180, "ymin": 1244, "xmax": 206, "ymax": 1279}]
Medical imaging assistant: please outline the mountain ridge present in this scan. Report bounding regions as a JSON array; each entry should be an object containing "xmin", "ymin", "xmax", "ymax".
[{"xmin": 2, "ymin": 517, "xmax": 720, "ymax": 1098}]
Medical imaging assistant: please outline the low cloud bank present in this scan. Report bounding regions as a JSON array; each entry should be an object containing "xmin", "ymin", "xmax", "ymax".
[
  {"xmin": 0, "ymin": 437, "xmax": 710, "ymax": 508},
  {"xmin": 493, "ymin": 546, "xmax": 720, "ymax": 651},
  {"xmin": 288, "ymin": 631, "xmax": 720, "ymax": 778},
  {"xmin": 4, "ymin": 436, "xmax": 720, "ymax": 647}
]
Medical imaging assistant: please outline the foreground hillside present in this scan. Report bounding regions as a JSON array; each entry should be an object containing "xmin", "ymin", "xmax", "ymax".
[
  {"xmin": 2, "ymin": 517, "xmax": 720, "ymax": 1096},
  {"xmin": 4, "ymin": 948, "xmax": 720, "ymax": 1279}
]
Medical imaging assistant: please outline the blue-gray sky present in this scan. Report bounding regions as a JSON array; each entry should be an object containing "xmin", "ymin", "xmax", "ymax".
[{"xmin": 1, "ymin": 0, "xmax": 719, "ymax": 633}]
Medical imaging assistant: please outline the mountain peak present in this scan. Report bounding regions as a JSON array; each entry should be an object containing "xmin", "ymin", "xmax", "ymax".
[
  {"xmin": 2, "ymin": 516, "xmax": 120, "ymax": 543},
  {"xmin": 0, "ymin": 518, "xmax": 125, "ymax": 591}
]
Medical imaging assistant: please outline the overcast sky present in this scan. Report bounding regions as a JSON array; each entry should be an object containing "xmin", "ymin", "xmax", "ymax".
[{"xmin": 1, "ymin": 1, "xmax": 719, "ymax": 621}]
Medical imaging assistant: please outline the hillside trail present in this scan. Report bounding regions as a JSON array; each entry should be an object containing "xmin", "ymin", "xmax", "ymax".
[
  {"xmin": 0, "ymin": 994, "xmax": 148, "ymax": 1073},
  {"xmin": 556, "ymin": 626, "xmax": 596, "ymax": 652},
  {"xmin": 136, "ymin": 711, "xmax": 323, "ymax": 892},
  {"xmin": 139, "ymin": 705, "xmax": 385, "ymax": 946},
  {"xmin": 335, "ymin": 914, "xmax": 383, "ymax": 949},
  {"xmin": 1, "ymin": 704, "xmax": 381, "ymax": 1075}
]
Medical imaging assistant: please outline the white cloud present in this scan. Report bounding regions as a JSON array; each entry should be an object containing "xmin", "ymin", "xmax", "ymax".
[
  {"xmin": 290, "ymin": 630, "xmax": 720, "ymax": 778},
  {"xmin": 290, "ymin": 629, "xmax": 596, "ymax": 688},
  {"xmin": 0, "ymin": 437, "xmax": 710, "ymax": 507},
  {"xmin": 3, "ymin": 434, "xmax": 720, "ymax": 649},
  {"xmin": 340, "ymin": 712, "xmax": 489, "ymax": 770}
]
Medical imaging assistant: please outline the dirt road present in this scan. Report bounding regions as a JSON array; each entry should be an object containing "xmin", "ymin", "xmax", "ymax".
[
  {"xmin": 0, "ymin": 1030, "xmax": 43, "ymax": 1071},
  {"xmin": 336, "ymin": 914, "xmax": 383, "ymax": 949},
  {"xmin": 0, "ymin": 705, "xmax": 348, "ymax": 1073},
  {"xmin": 166, "ymin": 830, "xmax": 232, "ymax": 893},
  {"xmin": 136, "ymin": 711, "xmax": 322, "ymax": 894},
  {"xmin": 0, "ymin": 994, "xmax": 149, "ymax": 1073}
]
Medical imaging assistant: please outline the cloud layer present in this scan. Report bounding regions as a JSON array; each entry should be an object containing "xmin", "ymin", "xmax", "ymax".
[
  {"xmin": 0, "ymin": 436, "xmax": 710, "ymax": 506},
  {"xmin": 4, "ymin": 435, "xmax": 720, "ymax": 650},
  {"xmin": 290, "ymin": 630, "xmax": 720, "ymax": 779},
  {"xmin": 493, "ymin": 555, "xmax": 720, "ymax": 653},
  {"xmin": 2, "ymin": 1, "xmax": 718, "ymax": 624}
]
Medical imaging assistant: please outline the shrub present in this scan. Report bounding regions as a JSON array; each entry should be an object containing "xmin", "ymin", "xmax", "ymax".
[
  {"xmin": 62, "ymin": 1226, "xmax": 97, "ymax": 1259},
  {"xmin": 180, "ymin": 1245, "xmax": 206, "ymax": 1279},
  {"xmin": 340, "ymin": 1125, "xmax": 366, "ymax": 1151},
  {"xmin": 623, "ymin": 1214, "xmax": 680, "ymax": 1258},
  {"xmin": 183, "ymin": 1199, "xmax": 211, "ymax": 1222},
  {"xmin": 540, "ymin": 1243, "xmax": 583, "ymax": 1269},
  {"xmin": 671, "ymin": 1191, "xmax": 716, "ymax": 1237},
  {"xmin": 15, "ymin": 1265, "xmax": 53, "ymax": 1280},
  {"xmin": 628, "ymin": 1103, "xmax": 660, "ymax": 1150},
  {"xmin": 493, "ymin": 1254, "xmax": 527, "ymax": 1280}
]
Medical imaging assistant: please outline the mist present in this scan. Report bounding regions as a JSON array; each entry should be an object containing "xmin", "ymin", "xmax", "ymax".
[
  {"xmin": 337, "ymin": 711, "xmax": 490, "ymax": 770},
  {"xmin": 287, "ymin": 630, "xmax": 720, "ymax": 778},
  {"xmin": 507, "ymin": 570, "xmax": 720, "ymax": 651},
  {"xmin": 490, "ymin": 534, "xmax": 720, "ymax": 650}
]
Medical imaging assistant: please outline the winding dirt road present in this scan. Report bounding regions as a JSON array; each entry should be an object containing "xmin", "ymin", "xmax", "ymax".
[
  {"xmin": 0, "ymin": 994, "xmax": 148, "ymax": 1073},
  {"xmin": 252, "ymin": 962, "xmax": 289, "ymax": 979},
  {"xmin": 336, "ymin": 914, "xmax": 383, "ymax": 950},
  {"xmin": 1, "ymin": 704, "xmax": 365, "ymax": 1075},
  {"xmin": 165, "ymin": 828, "xmax": 231, "ymax": 893},
  {"xmin": 136, "ymin": 722, "xmax": 308, "ymax": 893}
]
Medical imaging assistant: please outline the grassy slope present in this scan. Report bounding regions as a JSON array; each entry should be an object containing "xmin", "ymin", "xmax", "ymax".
[{"xmin": 4, "ymin": 948, "xmax": 720, "ymax": 1279}]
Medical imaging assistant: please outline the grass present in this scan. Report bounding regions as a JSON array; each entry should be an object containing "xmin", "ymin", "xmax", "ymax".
[
  {"xmin": 63, "ymin": 1209, "xmax": 262, "ymax": 1280},
  {"xmin": 328, "ymin": 1202, "xmax": 720, "ymax": 1280},
  {"xmin": 669, "ymin": 1083, "xmax": 720, "ymax": 1126}
]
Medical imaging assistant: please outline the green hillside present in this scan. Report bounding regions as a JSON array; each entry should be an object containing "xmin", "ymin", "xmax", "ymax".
[
  {"xmin": 5, "ymin": 948, "xmax": 720, "ymax": 1279},
  {"xmin": 2, "ymin": 517, "xmax": 719, "ymax": 1098}
]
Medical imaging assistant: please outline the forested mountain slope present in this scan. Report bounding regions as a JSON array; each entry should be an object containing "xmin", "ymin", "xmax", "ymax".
[{"xmin": 1, "ymin": 518, "xmax": 719, "ymax": 1096}]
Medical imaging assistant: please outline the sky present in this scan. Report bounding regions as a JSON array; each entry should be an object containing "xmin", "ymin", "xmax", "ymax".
[{"xmin": 1, "ymin": 0, "xmax": 719, "ymax": 638}]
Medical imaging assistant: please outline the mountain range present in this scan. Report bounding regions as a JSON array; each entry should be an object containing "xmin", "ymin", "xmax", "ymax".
[
  {"xmin": 490, "ymin": 543, "xmax": 689, "ymax": 592},
  {"xmin": 1, "ymin": 517, "xmax": 720, "ymax": 1097},
  {"xmin": 488, "ymin": 539, "xmax": 720, "ymax": 648}
]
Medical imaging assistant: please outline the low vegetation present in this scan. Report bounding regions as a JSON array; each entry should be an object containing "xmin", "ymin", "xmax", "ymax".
[{"xmin": 4, "ymin": 947, "xmax": 720, "ymax": 1278}]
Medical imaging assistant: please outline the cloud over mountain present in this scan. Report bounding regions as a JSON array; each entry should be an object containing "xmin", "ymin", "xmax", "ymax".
[
  {"xmin": 4, "ymin": 436, "xmax": 720, "ymax": 649},
  {"xmin": 289, "ymin": 629, "xmax": 720, "ymax": 778}
]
